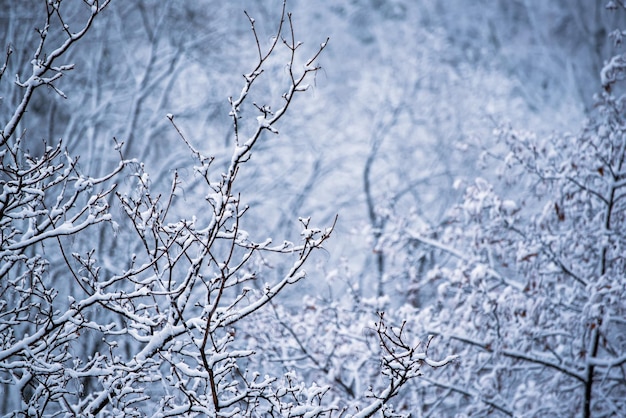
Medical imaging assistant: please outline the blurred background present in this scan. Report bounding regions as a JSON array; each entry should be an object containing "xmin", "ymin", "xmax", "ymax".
[{"xmin": 1, "ymin": 0, "xmax": 622, "ymax": 295}]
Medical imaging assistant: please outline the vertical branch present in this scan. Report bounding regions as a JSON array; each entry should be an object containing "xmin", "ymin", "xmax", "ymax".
[
  {"xmin": 362, "ymin": 104, "xmax": 404, "ymax": 298},
  {"xmin": 0, "ymin": 44, "xmax": 12, "ymax": 83},
  {"xmin": 363, "ymin": 136, "xmax": 385, "ymax": 298}
]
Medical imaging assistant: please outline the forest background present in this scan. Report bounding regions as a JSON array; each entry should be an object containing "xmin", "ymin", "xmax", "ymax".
[{"xmin": 1, "ymin": 0, "xmax": 626, "ymax": 416}]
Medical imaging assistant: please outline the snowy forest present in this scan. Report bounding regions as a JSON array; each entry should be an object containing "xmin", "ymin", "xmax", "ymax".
[{"xmin": 1, "ymin": 0, "xmax": 626, "ymax": 416}]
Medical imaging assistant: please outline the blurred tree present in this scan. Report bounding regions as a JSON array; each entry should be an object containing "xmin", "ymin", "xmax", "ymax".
[{"xmin": 374, "ymin": 9, "xmax": 626, "ymax": 414}]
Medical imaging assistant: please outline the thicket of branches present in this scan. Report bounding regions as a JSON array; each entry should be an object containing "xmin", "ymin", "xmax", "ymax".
[
  {"xmin": 359, "ymin": 4, "xmax": 626, "ymax": 416},
  {"xmin": 4, "ymin": 1, "xmax": 626, "ymax": 417},
  {"xmin": 0, "ymin": 1, "xmax": 456, "ymax": 417}
]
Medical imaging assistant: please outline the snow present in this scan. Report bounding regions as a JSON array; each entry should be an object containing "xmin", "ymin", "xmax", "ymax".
[
  {"xmin": 600, "ymin": 53, "xmax": 626, "ymax": 87},
  {"xmin": 256, "ymin": 115, "xmax": 278, "ymax": 133}
]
